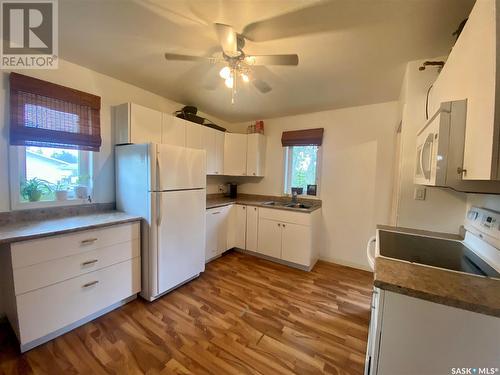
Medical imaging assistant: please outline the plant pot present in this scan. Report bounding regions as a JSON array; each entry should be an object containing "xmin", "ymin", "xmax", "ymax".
[
  {"xmin": 55, "ymin": 190, "xmax": 68, "ymax": 201},
  {"xmin": 74, "ymin": 186, "xmax": 88, "ymax": 199},
  {"xmin": 28, "ymin": 191, "xmax": 42, "ymax": 202}
]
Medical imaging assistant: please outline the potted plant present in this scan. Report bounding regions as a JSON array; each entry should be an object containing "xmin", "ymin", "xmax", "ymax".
[
  {"xmin": 54, "ymin": 181, "xmax": 69, "ymax": 201},
  {"xmin": 74, "ymin": 174, "xmax": 90, "ymax": 199},
  {"xmin": 21, "ymin": 178, "xmax": 52, "ymax": 202}
]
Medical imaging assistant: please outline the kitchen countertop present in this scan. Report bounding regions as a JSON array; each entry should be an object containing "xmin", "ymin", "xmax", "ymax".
[
  {"xmin": 374, "ymin": 225, "xmax": 500, "ymax": 317},
  {"xmin": 0, "ymin": 211, "xmax": 142, "ymax": 245},
  {"xmin": 206, "ymin": 194, "xmax": 322, "ymax": 213}
]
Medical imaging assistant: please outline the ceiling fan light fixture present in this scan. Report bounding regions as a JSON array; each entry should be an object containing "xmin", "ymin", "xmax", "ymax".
[
  {"xmin": 225, "ymin": 76, "xmax": 234, "ymax": 88},
  {"xmin": 219, "ymin": 66, "xmax": 231, "ymax": 79}
]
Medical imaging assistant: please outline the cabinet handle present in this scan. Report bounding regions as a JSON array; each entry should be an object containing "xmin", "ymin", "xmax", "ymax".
[
  {"xmin": 81, "ymin": 238, "xmax": 98, "ymax": 245},
  {"xmin": 242, "ymin": 206, "xmax": 246, "ymax": 210},
  {"xmin": 254, "ymin": 207, "xmax": 257, "ymax": 211},
  {"xmin": 282, "ymin": 224, "xmax": 286, "ymax": 228},
  {"xmin": 212, "ymin": 211, "xmax": 221, "ymax": 215},
  {"xmin": 278, "ymin": 223, "xmax": 281, "ymax": 227},
  {"xmin": 457, "ymin": 167, "xmax": 467, "ymax": 175},
  {"xmin": 252, "ymin": 173, "xmax": 256, "ymax": 176},
  {"xmin": 81, "ymin": 259, "xmax": 98, "ymax": 266},
  {"xmin": 82, "ymin": 280, "xmax": 99, "ymax": 288}
]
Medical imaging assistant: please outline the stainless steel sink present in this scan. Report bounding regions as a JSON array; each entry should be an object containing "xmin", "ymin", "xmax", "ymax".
[
  {"xmin": 262, "ymin": 201, "xmax": 287, "ymax": 206},
  {"xmin": 285, "ymin": 203, "xmax": 312, "ymax": 209}
]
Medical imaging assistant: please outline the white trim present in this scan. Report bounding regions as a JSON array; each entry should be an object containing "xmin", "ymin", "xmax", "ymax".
[
  {"xmin": 282, "ymin": 145, "xmax": 322, "ymax": 198},
  {"xmin": 9, "ymin": 146, "xmax": 94, "ymax": 211}
]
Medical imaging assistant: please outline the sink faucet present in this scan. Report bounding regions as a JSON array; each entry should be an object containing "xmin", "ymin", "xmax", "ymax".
[{"xmin": 291, "ymin": 188, "xmax": 299, "ymax": 203}]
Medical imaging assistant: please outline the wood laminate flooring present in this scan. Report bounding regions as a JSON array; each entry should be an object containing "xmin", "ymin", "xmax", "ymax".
[{"xmin": 0, "ymin": 251, "xmax": 374, "ymax": 375}]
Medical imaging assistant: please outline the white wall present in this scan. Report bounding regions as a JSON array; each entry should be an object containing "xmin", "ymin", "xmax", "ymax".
[
  {"xmin": 0, "ymin": 59, "xmax": 230, "ymax": 212},
  {"xmin": 230, "ymin": 101, "xmax": 400, "ymax": 270},
  {"xmin": 394, "ymin": 59, "xmax": 467, "ymax": 233}
]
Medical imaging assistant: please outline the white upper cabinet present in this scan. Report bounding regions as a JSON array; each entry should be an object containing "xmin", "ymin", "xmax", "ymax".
[
  {"xmin": 114, "ymin": 103, "xmax": 162, "ymax": 144},
  {"xmin": 224, "ymin": 133, "xmax": 248, "ymax": 176},
  {"xmin": 246, "ymin": 134, "xmax": 266, "ymax": 177},
  {"xmin": 215, "ymin": 131, "xmax": 225, "ymax": 176},
  {"xmin": 186, "ymin": 122, "xmax": 203, "ymax": 150},
  {"xmin": 161, "ymin": 115, "xmax": 186, "ymax": 147},
  {"xmin": 431, "ymin": 0, "xmax": 500, "ymax": 180}
]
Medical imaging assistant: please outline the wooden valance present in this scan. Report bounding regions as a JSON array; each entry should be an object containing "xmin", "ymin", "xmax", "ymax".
[
  {"xmin": 10, "ymin": 72, "xmax": 102, "ymax": 151},
  {"xmin": 281, "ymin": 128, "xmax": 324, "ymax": 147}
]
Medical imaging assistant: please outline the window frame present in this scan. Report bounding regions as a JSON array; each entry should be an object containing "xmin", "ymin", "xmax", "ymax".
[
  {"xmin": 9, "ymin": 146, "xmax": 93, "ymax": 211},
  {"xmin": 283, "ymin": 145, "xmax": 322, "ymax": 198}
]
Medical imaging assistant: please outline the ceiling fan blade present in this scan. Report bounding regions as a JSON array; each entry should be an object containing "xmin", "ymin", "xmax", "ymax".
[
  {"xmin": 242, "ymin": 1, "xmax": 339, "ymax": 42},
  {"xmin": 246, "ymin": 54, "xmax": 299, "ymax": 66},
  {"xmin": 164, "ymin": 53, "xmax": 209, "ymax": 62},
  {"xmin": 252, "ymin": 79, "xmax": 272, "ymax": 94},
  {"xmin": 214, "ymin": 23, "xmax": 239, "ymax": 57}
]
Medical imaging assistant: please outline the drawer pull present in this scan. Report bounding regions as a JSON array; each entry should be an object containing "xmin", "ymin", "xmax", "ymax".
[
  {"xmin": 82, "ymin": 280, "xmax": 99, "ymax": 288},
  {"xmin": 212, "ymin": 211, "xmax": 221, "ymax": 215},
  {"xmin": 81, "ymin": 259, "xmax": 98, "ymax": 266},
  {"xmin": 81, "ymin": 238, "xmax": 98, "ymax": 245}
]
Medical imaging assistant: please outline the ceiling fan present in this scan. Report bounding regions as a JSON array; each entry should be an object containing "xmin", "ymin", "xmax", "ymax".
[{"xmin": 164, "ymin": 23, "xmax": 299, "ymax": 101}]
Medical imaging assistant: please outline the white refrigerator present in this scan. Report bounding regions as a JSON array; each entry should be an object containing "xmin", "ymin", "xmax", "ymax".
[{"xmin": 115, "ymin": 143, "xmax": 206, "ymax": 301}]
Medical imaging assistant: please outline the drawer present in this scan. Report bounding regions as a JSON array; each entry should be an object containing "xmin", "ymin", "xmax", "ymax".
[
  {"xmin": 259, "ymin": 207, "xmax": 311, "ymax": 226},
  {"xmin": 11, "ymin": 222, "xmax": 140, "ymax": 269},
  {"xmin": 16, "ymin": 257, "xmax": 141, "ymax": 345},
  {"xmin": 13, "ymin": 239, "xmax": 140, "ymax": 295}
]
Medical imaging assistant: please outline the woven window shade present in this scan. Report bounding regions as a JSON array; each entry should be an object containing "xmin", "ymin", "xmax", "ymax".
[
  {"xmin": 281, "ymin": 128, "xmax": 324, "ymax": 147},
  {"xmin": 10, "ymin": 73, "xmax": 102, "ymax": 151}
]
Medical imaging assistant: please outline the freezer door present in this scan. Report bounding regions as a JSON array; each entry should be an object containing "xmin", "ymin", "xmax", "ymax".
[
  {"xmin": 156, "ymin": 189, "xmax": 206, "ymax": 295},
  {"xmin": 155, "ymin": 144, "xmax": 206, "ymax": 191}
]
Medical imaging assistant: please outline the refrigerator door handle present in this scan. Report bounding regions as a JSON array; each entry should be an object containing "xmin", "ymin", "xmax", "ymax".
[
  {"xmin": 157, "ymin": 193, "xmax": 162, "ymax": 226},
  {"xmin": 156, "ymin": 153, "xmax": 161, "ymax": 192}
]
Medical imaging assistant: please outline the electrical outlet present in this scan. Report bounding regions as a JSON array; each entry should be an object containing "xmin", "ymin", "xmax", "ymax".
[
  {"xmin": 218, "ymin": 184, "xmax": 225, "ymax": 193},
  {"xmin": 414, "ymin": 187, "xmax": 426, "ymax": 201}
]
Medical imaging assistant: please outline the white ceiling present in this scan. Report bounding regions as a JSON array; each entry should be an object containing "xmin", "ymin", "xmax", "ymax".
[{"xmin": 59, "ymin": 0, "xmax": 475, "ymax": 122}]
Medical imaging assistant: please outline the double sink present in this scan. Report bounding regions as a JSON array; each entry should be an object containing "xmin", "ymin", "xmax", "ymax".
[{"xmin": 262, "ymin": 201, "xmax": 312, "ymax": 210}]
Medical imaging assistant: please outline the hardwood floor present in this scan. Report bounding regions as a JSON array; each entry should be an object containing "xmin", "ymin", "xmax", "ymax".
[{"xmin": 0, "ymin": 251, "xmax": 374, "ymax": 375}]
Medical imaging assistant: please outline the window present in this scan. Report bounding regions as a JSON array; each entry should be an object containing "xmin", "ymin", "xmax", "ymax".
[
  {"xmin": 9, "ymin": 73, "xmax": 100, "ymax": 209},
  {"xmin": 284, "ymin": 145, "xmax": 321, "ymax": 196}
]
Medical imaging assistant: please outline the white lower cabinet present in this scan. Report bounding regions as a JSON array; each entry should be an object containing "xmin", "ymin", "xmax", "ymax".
[
  {"xmin": 205, "ymin": 204, "xmax": 320, "ymax": 270},
  {"xmin": 0, "ymin": 222, "xmax": 141, "ymax": 352},
  {"xmin": 257, "ymin": 207, "xmax": 320, "ymax": 269}
]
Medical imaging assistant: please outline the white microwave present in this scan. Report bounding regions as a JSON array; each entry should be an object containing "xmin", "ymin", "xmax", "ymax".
[{"xmin": 414, "ymin": 100, "xmax": 466, "ymax": 186}]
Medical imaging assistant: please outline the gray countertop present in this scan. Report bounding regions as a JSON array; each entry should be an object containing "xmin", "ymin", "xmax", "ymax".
[
  {"xmin": 0, "ymin": 211, "xmax": 142, "ymax": 245},
  {"xmin": 206, "ymin": 194, "xmax": 322, "ymax": 213}
]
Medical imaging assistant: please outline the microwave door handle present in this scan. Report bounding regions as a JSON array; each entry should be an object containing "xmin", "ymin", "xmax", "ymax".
[{"xmin": 421, "ymin": 133, "xmax": 434, "ymax": 180}]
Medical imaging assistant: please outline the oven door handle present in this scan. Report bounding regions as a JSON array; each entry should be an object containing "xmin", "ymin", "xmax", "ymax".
[{"xmin": 366, "ymin": 236, "xmax": 376, "ymax": 271}]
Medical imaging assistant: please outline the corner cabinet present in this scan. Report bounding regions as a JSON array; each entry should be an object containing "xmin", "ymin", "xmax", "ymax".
[
  {"xmin": 224, "ymin": 133, "xmax": 248, "ymax": 176},
  {"xmin": 247, "ymin": 134, "xmax": 266, "ymax": 177}
]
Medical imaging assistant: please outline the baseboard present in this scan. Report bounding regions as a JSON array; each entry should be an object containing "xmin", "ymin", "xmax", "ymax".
[
  {"xmin": 235, "ymin": 248, "xmax": 314, "ymax": 271},
  {"xmin": 319, "ymin": 256, "xmax": 373, "ymax": 272},
  {"xmin": 20, "ymin": 294, "xmax": 137, "ymax": 353}
]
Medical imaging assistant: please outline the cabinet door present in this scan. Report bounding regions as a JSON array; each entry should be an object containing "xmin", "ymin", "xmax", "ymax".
[
  {"xmin": 203, "ymin": 127, "xmax": 217, "ymax": 175},
  {"xmin": 235, "ymin": 205, "xmax": 247, "ymax": 249},
  {"xmin": 130, "ymin": 103, "xmax": 162, "ymax": 144},
  {"xmin": 224, "ymin": 133, "xmax": 248, "ymax": 176},
  {"xmin": 281, "ymin": 223, "xmax": 311, "ymax": 266},
  {"xmin": 205, "ymin": 209, "xmax": 221, "ymax": 261},
  {"xmin": 246, "ymin": 206, "xmax": 259, "ymax": 252},
  {"xmin": 215, "ymin": 131, "xmax": 225, "ymax": 175},
  {"xmin": 247, "ymin": 134, "xmax": 266, "ymax": 177},
  {"xmin": 186, "ymin": 122, "xmax": 203, "ymax": 150},
  {"xmin": 162, "ymin": 115, "xmax": 186, "ymax": 147},
  {"xmin": 257, "ymin": 218, "xmax": 282, "ymax": 258}
]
